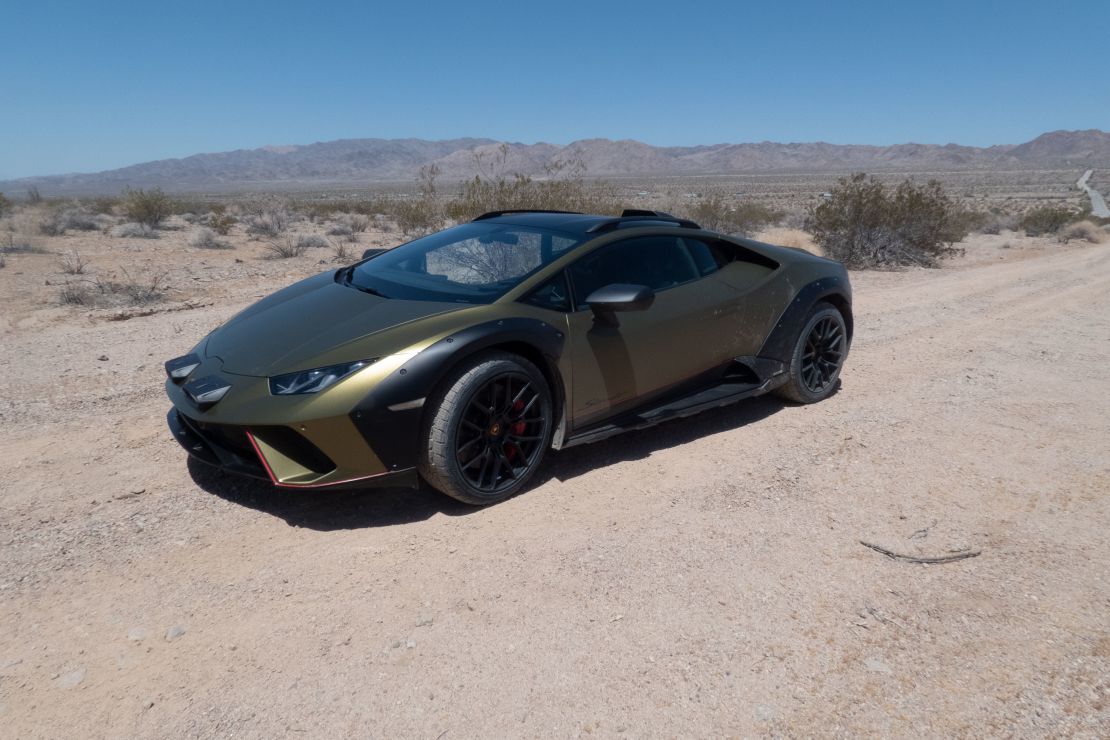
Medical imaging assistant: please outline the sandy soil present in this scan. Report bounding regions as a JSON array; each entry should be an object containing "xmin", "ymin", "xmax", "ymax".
[{"xmin": 0, "ymin": 220, "xmax": 1108, "ymax": 738}]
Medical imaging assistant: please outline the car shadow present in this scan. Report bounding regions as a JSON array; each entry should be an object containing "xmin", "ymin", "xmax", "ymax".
[
  {"xmin": 187, "ymin": 456, "xmax": 475, "ymax": 531},
  {"xmin": 190, "ymin": 385, "xmax": 828, "ymax": 531}
]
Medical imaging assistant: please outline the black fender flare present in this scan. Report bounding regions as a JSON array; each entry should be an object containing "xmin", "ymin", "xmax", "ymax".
[
  {"xmin": 757, "ymin": 276, "xmax": 853, "ymax": 365},
  {"xmin": 350, "ymin": 317, "xmax": 567, "ymax": 471}
]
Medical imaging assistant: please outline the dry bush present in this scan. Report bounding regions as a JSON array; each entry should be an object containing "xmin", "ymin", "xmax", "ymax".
[
  {"xmin": 58, "ymin": 281, "xmax": 90, "ymax": 305},
  {"xmin": 26, "ymin": 186, "xmax": 42, "ymax": 204},
  {"xmin": 87, "ymin": 196, "xmax": 119, "ymax": 216},
  {"xmin": 110, "ymin": 222, "xmax": 158, "ymax": 239},
  {"xmin": 326, "ymin": 223, "xmax": 355, "ymax": 239},
  {"xmin": 206, "ymin": 208, "xmax": 237, "ymax": 235},
  {"xmin": 1019, "ymin": 206, "xmax": 1079, "ymax": 237},
  {"xmin": 61, "ymin": 209, "xmax": 100, "ymax": 231},
  {"xmin": 805, "ymin": 173, "xmax": 969, "ymax": 268},
  {"xmin": 264, "ymin": 234, "xmax": 325, "ymax": 258},
  {"xmin": 58, "ymin": 249, "xmax": 88, "ymax": 274},
  {"xmin": 330, "ymin": 239, "xmax": 354, "ymax": 263},
  {"xmin": 246, "ymin": 209, "xmax": 290, "ymax": 237},
  {"xmin": 2, "ymin": 232, "xmax": 47, "ymax": 254},
  {"xmin": 0, "ymin": 192, "xmax": 11, "ymax": 217},
  {"xmin": 971, "ymin": 209, "xmax": 1019, "ymax": 235},
  {"xmin": 121, "ymin": 187, "xmax": 172, "ymax": 228},
  {"xmin": 0, "ymin": 253, "xmax": 5, "ymax": 268},
  {"xmin": 1059, "ymin": 220, "xmax": 1106, "ymax": 244},
  {"xmin": 681, "ymin": 194, "xmax": 782, "ymax": 235},
  {"xmin": 37, "ymin": 211, "xmax": 67, "ymax": 236},
  {"xmin": 345, "ymin": 214, "xmax": 371, "ymax": 233},
  {"xmin": 89, "ymin": 270, "xmax": 166, "ymax": 306},
  {"xmin": 443, "ymin": 155, "xmax": 619, "ymax": 226},
  {"xmin": 187, "ymin": 227, "xmax": 230, "ymax": 249}
]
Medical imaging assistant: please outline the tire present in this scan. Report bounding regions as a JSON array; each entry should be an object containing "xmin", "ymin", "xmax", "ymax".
[
  {"xmin": 774, "ymin": 302, "xmax": 848, "ymax": 404},
  {"xmin": 419, "ymin": 351, "xmax": 554, "ymax": 505}
]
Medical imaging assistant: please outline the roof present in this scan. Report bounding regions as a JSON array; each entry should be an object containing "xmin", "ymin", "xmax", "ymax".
[{"xmin": 473, "ymin": 209, "xmax": 701, "ymax": 235}]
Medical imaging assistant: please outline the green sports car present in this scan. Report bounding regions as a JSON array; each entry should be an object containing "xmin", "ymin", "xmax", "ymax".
[{"xmin": 166, "ymin": 209, "xmax": 852, "ymax": 504}]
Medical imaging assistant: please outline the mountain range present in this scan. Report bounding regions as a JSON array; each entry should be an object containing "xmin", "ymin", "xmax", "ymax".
[{"xmin": 5, "ymin": 130, "xmax": 1110, "ymax": 195}]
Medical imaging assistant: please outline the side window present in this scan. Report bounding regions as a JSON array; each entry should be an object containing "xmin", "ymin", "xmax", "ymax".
[
  {"xmin": 522, "ymin": 271, "xmax": 572, "ymax": 312},
  {"xmin": 682, "ymin": 237, "xmax": 733, "ymax": 276},
  {"xmin": 568, "ymin": 236, "xmax": 700, "ymax": 310}
]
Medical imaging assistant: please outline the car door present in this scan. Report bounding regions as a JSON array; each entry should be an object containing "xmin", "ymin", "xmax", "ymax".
[{"xmin": 563, "ymin": 233, "xmax": 740, "ymax": 429}]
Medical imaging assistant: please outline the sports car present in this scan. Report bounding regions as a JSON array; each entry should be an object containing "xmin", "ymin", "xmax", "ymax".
[{"xmin": 166, "ymin": 209, "xmax": 852, "ymax": 504}]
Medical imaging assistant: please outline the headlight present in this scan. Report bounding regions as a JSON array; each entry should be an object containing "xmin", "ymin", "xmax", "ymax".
[{"xmin": 269, "ymin": 360, "xmax": 373, "ymax": 395}]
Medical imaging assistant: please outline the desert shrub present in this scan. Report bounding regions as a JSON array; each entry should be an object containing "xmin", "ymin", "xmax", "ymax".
[
  {"xmin": 37, "ymin": 211, "xmax": 67, "ymax": 236},
  {"xmin": 263, "ymin": 234, "xmax": 324, "ymax": 258},
  {"xmin": 58, "ymin": 281, "xmax": 90, "ymax": 305},
  {"xmin": 0, "ymin": 193, "xmax": 10, "ymax": 217},
  {"xmin": 804, "ymin": 173, "xmax": 969, "ymax": 268},
  {"xmin": 246, "ymin": 209, "xmax": 290, "ymax": 237},
  {"xmin": 0, "ymin": 253, "xmax": 5, "ymax": 268},
  {"xmin": 297, "ymin": 234, "xmax": 329, "ymax": 249},
  {"xmin": 443, "ymin": 157, "xmax": 619, "ymax": 226},
  {"xmin": 87, "ymin": 196, "xmax": 119, "ymax": 216},
  {"xmin": 331, "ymin": 239, "xmax": 354, "ymax": 263},
  {"xmin": 96, "ymin": 270, "xmax": 165, "ymax": 305},
  {"xmin": 327, "ymin": 223, "xmax": 354, "ymax": 238},
  {"xmin": 1019, "ymin": 206, "xmax": 1077, "ymax": 236},
  {"xmin": 1059, "ymin": 220, "xmax": 1105, "ymax": 244},
  {"xmin": 110, "ymin": 222, "xmax": 158, "ymax": 238},
  {"xmin": 346, "ymin": 214, "xmax": 371, "ymax": 233},
  {"xmin": 27, "ymin": 186, "xmax": 42, "ymax": 204},
  {"xmin": 205, "ymin": 205, "xmax": 237, "ymax": 235},
  {"xmin": 683, "ymin": 194, "xmax": 783, "ymax": 235},
  {"xmin": 2, "ymin": 233, "xmax": 47, "ymax": 254},
  {"xmin": 61, "ymin": 209, "xmax": 99, "ymax": 231},
  {"xmin": 58, "ymin": 249, "xmax": 88, "ymax": 274},
  {"xmin": 121, "ymin": 187, "xmax": 173, "ymax": 228},
  {"xmin": 187, "ymin": 227, "xmax": 230, "ymax": 249}
]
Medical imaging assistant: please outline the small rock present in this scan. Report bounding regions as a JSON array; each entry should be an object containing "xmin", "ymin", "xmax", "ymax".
[
  {"xmin": 415, "ymin": 616, "xmax": 433, "ymax": 628},
  {"xmin": 405, "ymin": 640, "xmax": 416, "ymax": 649},
  {"xmin": 144, "ymin": 700, "xmax": 154, "ymax": 710},
  {"xmin": 97, "ymin": 355, "xmax": 109, "ymax": 362},
  {"xmin": 756, "ymin": 704, "xmax": 776, "ymax": 722},
  {"xmin": 127, "ymin": 628, "xmax": 147, "ymax": 641},
  {"xmin": 165, "ymin": 626, "xmax": 186, "ymax": 642},
  {"xmin": 55, "ymin": 666, "xmax": 86, "ymax": 688}
]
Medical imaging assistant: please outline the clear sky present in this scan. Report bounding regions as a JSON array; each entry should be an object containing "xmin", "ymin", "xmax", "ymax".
[{"xmin": 2, "ymin": 0, "xmax": 1107, "ymax": 179}]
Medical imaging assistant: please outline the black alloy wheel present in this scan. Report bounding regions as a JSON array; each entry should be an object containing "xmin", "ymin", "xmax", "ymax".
[
  {"xmin": 455, "ymin": 372, "xmax": 547, "ymax": 494},
  {"xmin": 801, "ymin": 316, "xmax": 845, "ymax": 393}
]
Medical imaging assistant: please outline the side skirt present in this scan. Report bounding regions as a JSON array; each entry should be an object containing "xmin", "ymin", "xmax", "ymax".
[{"xmin": 558, "ymin": 360, "xmax": 787, "ymax": 449}]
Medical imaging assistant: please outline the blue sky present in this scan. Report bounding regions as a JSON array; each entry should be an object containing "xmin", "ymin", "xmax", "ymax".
[{"xmin": 2, "ymin": 0, "xmax": 1106, "ymax": 179}]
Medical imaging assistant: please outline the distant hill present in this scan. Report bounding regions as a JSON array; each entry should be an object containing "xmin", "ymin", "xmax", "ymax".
[{"xmin": 4, "ymin": 130, "xmax": 1110, "ymax": 196}]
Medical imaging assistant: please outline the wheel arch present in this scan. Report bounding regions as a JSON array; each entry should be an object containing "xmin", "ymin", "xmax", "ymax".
[
  {"xmin": 349, "ymin": 318, "xmax": 566, "ymax": 471},
  {"xmin": 757, "ymin": 275, "xmax": 853, "ymax": 365}
]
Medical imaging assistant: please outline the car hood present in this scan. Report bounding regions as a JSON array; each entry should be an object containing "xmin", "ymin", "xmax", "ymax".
[{"xmin": 205, "ymin": 270, "xmax": 469, "ymax": 376}]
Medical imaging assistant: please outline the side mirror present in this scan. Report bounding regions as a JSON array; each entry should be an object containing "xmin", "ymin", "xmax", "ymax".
[
  {"xmin": 585, "ymin": 283, "xmax": 655, "ymax": 327},
  {"xmin": 361, "ymin": 247, "xmax": 388, "ymax": 260}
]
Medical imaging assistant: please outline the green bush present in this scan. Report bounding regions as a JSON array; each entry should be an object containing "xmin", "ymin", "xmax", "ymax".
[
  {"xmin": 805, "ymin": 173, "xmax": 969, "ymax": 268},
  {"xmin": 1018, "ymin": 206, "xmax": 1078, "ymax": 236},
  {"xmin": 122, "ymin": 187, "xmax": 173, "ymax": 228},
  {"xmin": 0, "ymin": 192, "xmax": 10, "ymax": 217}
]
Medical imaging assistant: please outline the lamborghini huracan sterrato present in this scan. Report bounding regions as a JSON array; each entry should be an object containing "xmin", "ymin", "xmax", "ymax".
[{"xmin": 166, "ymin": 209, "xmax": 852, "ymax": 504}]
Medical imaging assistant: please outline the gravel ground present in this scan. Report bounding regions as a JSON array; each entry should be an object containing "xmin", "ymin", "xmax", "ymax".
[{"xmin": 0, "ymin": 222, "xmax": 1108, "ymax": 737}]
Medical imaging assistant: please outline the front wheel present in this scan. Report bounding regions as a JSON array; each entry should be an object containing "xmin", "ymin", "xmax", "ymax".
[
  {"xmin": 774, "ymin": 302, "xmax": 848, "ymax": 404},
  {"xmin": 419, "ymin": 352, "xmax": 553, "ymax": 505}
]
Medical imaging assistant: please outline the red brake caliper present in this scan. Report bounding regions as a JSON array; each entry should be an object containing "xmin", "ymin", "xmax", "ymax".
[{"xmin": 506, "ymin": 400, "xmax": 527, "ymax": 460}]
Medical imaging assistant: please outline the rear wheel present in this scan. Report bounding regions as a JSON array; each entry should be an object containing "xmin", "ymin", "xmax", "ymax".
[
  {"xmin": 419, "ymin": 352, "xmax": 553, "ymax": 505},
  {"xmin": 774, "ymin": 302, "xmax": 848, "ymax": 404}
]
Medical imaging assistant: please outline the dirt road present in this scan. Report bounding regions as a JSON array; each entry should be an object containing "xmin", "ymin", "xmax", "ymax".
[{"xmin": 1, "ymin": 232, "xmax": 1108, "ymax": 737}]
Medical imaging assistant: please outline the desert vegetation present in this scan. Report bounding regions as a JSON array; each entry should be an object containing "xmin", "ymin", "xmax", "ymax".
[{"xmin": 805, "ymin": 173, "xmax": 972, "ymax": 268}]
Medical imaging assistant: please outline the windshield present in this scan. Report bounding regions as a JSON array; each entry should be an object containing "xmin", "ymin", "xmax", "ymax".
[{"xmin": 343, "ymin": 222, "xmax": 585, "ymax": 304}]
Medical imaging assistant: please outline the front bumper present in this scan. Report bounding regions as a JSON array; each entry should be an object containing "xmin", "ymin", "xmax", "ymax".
[{"xmin": 167, "ymin": 408, "xmax": 418, "ymax": 490}]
